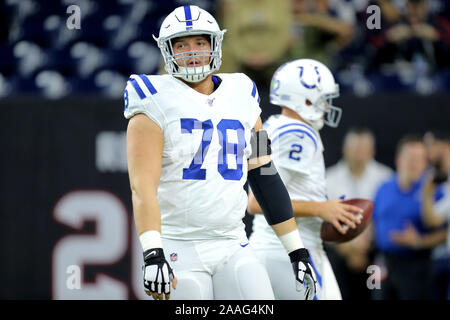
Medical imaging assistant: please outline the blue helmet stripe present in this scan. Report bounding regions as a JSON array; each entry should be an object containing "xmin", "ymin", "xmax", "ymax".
[
  {"xmin": 184, "ymin": 5, "xmax": 193, "ymax": 30},
  {"xmin": 138, "ymin": 74, "xmax": 157, "ymax": 95},
  {"xmin": 129, "ymin": 78, "xmax": 146, "ymax": 99}
]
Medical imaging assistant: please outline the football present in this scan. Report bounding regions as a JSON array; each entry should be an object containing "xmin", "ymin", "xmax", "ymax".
[{"xmin": 320, "ymin": 198, "xmax": 373, "ymax": 243}]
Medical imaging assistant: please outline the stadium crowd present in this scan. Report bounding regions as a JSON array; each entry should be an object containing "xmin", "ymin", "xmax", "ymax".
[{"xmin": 1, "ymin": 0, "xmax": 450, "ymax": 98}]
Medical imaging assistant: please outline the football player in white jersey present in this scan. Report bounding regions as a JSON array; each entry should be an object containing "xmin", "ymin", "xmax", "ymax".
[
  {"xmin": 124, "ymin": 6, "xmax": 317, "ymax": 300},
  {"xmin": 248, "ymin": 59, "xmax": 363, "ymax": 300}
]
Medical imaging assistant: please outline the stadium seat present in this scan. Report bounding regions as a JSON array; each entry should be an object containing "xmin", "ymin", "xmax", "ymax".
[
  {"xmin": 1, "ymin": 0, "xmax": 449, "ymax": 97},
  {"xmin": 0, "ymin": 73, "xmax": 12, "ymax": 97},
  {"xmin": 34, "ymin": 70, "xmax": 70, "ymax": 98},
  {"xmin": 70, "ymin": 41, "xmax": 107, "ymax": 78},
  {"xmin": 13, "ymin": 41, "xmax": 47, "ymax": 77},
  {"xmin": 9, "ymin": 74, "xmax": 40, "ymax": 94},
  {"xmin": 0, "ymin": 45, "xmax": 17, "ymax": 77},
  {"xmin": 45, "ymin": 47, "xmax": 77, "ymax": 76},
  {"xmin": 126, "ymin": 41, "xmax": 161, "ymax": 75}
]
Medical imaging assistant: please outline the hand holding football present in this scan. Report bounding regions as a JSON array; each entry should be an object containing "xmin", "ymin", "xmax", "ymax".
[{"xmin": 320, "ymin": 199, "xmax": 373, "ymax": 243}]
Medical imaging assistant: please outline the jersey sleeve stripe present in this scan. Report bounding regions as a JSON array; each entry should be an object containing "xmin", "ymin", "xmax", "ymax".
[
  {"xmin": 271, "ymin": 123, "xmax": 318, "ymax": 142},
  {"xmin": 129, "ymin": 78, "xmax": 146, "ymax": 99},
  {"xmin": 251, "ymin": 81, "xmax": 260, "ymax": 103},
  {"xmin": 251, "ymin": 81, "xmax": 257, "ymax": 97},
  {"xmin": 271, "ymin": 129, "xmax": 317, "ymax": 152},
  {"xmin": 138, "ymin": 74, "xmax": 157, "ymax": 95}
]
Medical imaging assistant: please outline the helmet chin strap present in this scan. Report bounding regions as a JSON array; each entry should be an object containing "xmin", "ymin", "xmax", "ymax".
[{"xmin": 177, "ymin": 65, "xmax": 211, "ymax": 83}]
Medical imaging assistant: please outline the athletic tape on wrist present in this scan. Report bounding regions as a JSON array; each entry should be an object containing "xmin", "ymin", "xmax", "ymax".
[
  {"xmin": 139, "ymin": 230, "xmax": 163, "ymax": 252},
  {"xmin": 279, "ymin": 230, "xmax": 304, "ymax": 254}
]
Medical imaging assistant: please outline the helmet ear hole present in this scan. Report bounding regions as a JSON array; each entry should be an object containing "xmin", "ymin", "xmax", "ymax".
[{"xmin": 305, "ymin": 99, "xmax": 312, "ymax": 106}]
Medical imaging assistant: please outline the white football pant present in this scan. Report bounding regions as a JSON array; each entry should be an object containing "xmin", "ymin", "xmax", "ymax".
[
  {"xmin": 162, "ymin": 238, "xmax": 275, "ymax": 300},
  {"xmin": 253, "ymin": 245, "xmax": 342, "ymax": 300}
]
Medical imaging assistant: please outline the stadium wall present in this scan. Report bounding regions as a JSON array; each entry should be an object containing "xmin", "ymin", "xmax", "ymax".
[{"xmin": 0, "ymin": 93, "xmax": 449, "ymax": 299}]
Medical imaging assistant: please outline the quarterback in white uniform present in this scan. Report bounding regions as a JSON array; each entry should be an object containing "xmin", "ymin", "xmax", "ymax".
[
  {"xmin": 248, "ymin": 59, "xmax": 363, "ymax": 300},
  {"xmin": 124, "ymin": 6, "xmax": 317, "ymax": 300}
]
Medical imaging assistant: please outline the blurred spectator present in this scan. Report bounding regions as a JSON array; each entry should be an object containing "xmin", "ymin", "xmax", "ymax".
[
  {"xmin": 218, "ymin": 0, "xmax": 292, "ymax": 73},
  {"xmin": 371, "ymin": 134, "xmax": 447, "ymax": 300},
  {"xmin": 367, "ymin": 0, "xmax": 450, "ymax": 73},
  {"xmin": 218, "ymin": 0, "xmax": 357, "ymax": 120},
  {"xmin": 2, "ymin": 0, "xmax": 450, "ymax": 97},
  {"xmin": 289, "ymin": 0, "xmax": 356, "ymax": 67},
  {"xmin": 217, "ymin": 0, "xmax": 293, "ymax": 120},
  {"xmin": 325, "ymin": 127, "xmax": 393, "ymax": 300},
  {"xmin": 422, "ymin": 131, "xmax": 450, "ymax": 300},
  {"xmin": 376, "ymin": 0, "xmax": 401, "ymax": 24},
  {"xmin": 327, "ymin": 127, "xmax": 393, "ymax": 200}
]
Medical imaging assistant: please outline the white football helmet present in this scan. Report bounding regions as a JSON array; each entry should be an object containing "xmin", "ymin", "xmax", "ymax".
[
  {"xmin": 153, "ymin": 5, "xmax": 226, "ymax": 82},
  {"xmin": 270, "ymin": 59, "xmax": 341, "ymax": 130}
]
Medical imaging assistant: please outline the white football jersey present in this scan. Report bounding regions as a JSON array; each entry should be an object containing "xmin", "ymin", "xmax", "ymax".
[
  {"xmin": 124, "ymin": 73, "xmax": 261, "ymax": 241},
  {"xmin": 250, "ymin": 114, "xmax": 327, "ymax": 249}
]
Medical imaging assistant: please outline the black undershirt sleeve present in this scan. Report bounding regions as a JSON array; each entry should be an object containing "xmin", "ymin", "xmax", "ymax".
[{"xmin": 247, "ymin": 161, "xmax": 294, "ymax": 225}]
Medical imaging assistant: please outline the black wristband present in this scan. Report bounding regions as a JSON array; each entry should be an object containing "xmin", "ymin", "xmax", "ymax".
[
  {"xmin": 288, "ymin": 248, "xmax": 310, "ymax": 263},
  {"xmin": 143, "ymin": 248, "xmax": 164, "ymax": 263}
]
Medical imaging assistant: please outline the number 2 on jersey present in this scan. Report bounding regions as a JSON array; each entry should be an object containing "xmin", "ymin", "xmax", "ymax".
[
  {"xmin": 180, "ymin": 118, "xmax": 246, "ymax": 181},
  {"xmin": 289, "ymin": 143, "xmax": 303, "ymax": 161}
]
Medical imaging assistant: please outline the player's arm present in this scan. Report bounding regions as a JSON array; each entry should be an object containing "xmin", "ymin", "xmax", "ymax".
[
  {"xmin": 246, "ymin": 117, "xmax": 317, "ymax": 299},
  {"xmin": 247, "ymin": 118, "xmax": 297, "ymax": 237},
  {"xmin": 248, "ymin": 195, "xmax": 363, "ymax": 234},
  {"xmin": 415, "ymin": 230, "xmax": 447, "ymax": 248},
  {"xmin": 422, "ymin": 178, "xmax": 446, "ymax": 228},
  {"xmin": 247, "ymin": 128, "xmax": 362, "ymax": 234},
  {"xmin": 391, "ymin": 222, "xmax": 447, "ymax": 249},
  {"xmin": 126, "ymin": 113, "xmax": 176, "ymax": 299},
  {"xmin": 127, "ymin": 114, "xmax": 163, "ymax": 235}
]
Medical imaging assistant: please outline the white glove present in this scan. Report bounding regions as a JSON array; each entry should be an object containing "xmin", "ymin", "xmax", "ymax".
[{"xmin": 143, "ymin": 248, "xmax": 175, "ymax": 300}]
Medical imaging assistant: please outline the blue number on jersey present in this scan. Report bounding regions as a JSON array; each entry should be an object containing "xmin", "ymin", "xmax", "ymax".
[
  {"xmin": 217, "ymin": 119, "xmax": 246, "ymax": 181},
  {"xmin": 180, "ymin": 118, "xmax": 214, "ymax": 180},
  {"xmin": 180, "ymin": 118, "xmax": 245, "ymax": 180},
  {"xmin": 289, "ymin": 144, "xmax": 303, "ymax": 161}
]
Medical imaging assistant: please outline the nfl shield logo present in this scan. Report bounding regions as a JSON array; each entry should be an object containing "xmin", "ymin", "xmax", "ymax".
[{"xmin": 170, "ymin": 253, "xmax": 178, "ymax": 262}]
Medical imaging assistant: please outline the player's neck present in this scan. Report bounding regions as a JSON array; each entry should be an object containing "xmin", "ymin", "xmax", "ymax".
[
  {"xmin": 182, "ymin": 75, "xmax": 214, "ymax": 95},
  {"xmin": 346, "ymin": 160, "xmax": 367, "ymax": 178},
  {"xmin": 281, "ymin": 107, "xmax": 310, "ymax": 126},
  {"xmin": 397, "ymin": 174, "xmax": 414, "ymax": 191}
]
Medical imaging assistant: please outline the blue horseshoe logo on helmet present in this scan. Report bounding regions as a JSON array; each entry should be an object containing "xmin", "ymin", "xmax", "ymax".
[{"xmin": 298, "ymin": 66, "xmax": 321, "ymax": 89}]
